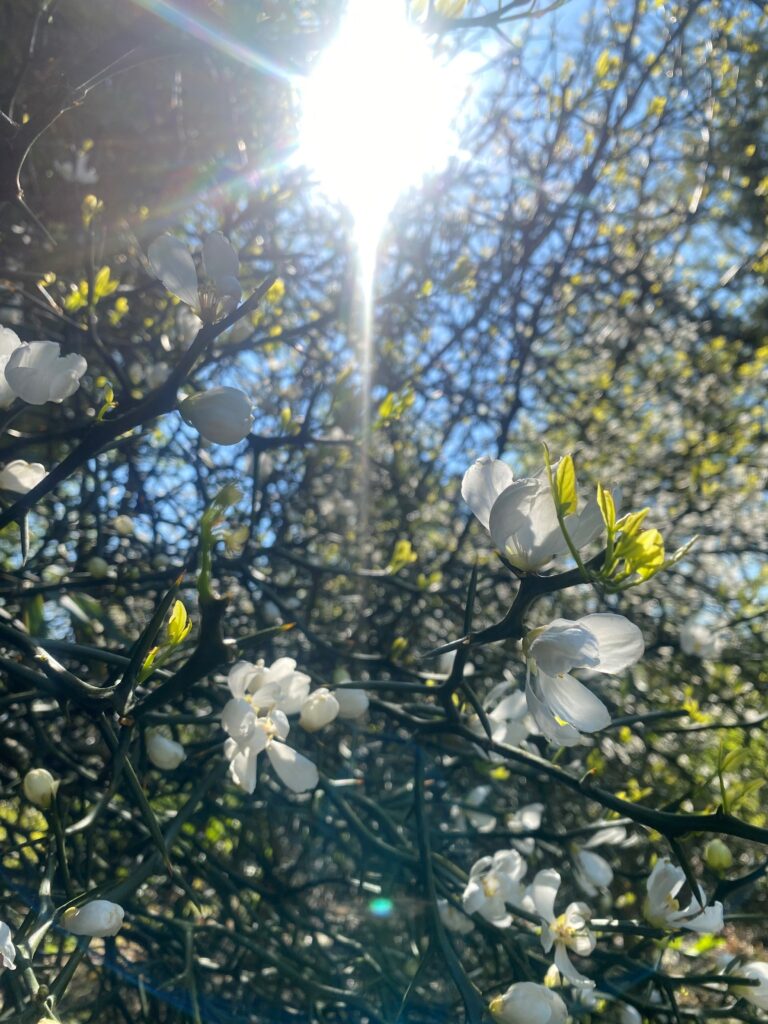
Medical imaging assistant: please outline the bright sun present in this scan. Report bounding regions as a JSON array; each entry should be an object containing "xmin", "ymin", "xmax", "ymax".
[{"xmin": 298, "ymin": 0, "xmax": 468, "ymax": 263}]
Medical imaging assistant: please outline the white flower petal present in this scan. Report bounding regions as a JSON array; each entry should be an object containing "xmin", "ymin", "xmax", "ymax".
[
  {"xmin": 564, "ymin": 492, "xmax": 605, "ymax": 550},
  {"xmin": 0, "ymin": 328, "xmax": 22, "ymax": 408},
  {"xmin": 536, "ymin": 670, "xmax": 611, "ymax": 734},
  {"xmin": 148, "ymin": 234, "xmax": 200, "ymax": 307},
  {"xmin": 227, "ymin": 741, "xmax": 260, "ymax": 793},
  {"xmin": 577, "ymin": 613, "xmax": 644, "ymax": 674},
  {"xmin": 5, "ymin": 341, "xmax": 87, "ymax": 405},
  {"xmin": 554, "ymin": 941, "xmax": 594, "ymax": 988},
  {"xmin": 0, "ymin": 920, "xmax": 16, "ymax": 970},
  {"xmin": 525, "ymin": 676, "xmax": 583, "ymax": 747},
  {"xmin": 489, "ymin": 479, "xmax": 566, "ymax": 571},
  {"xmin": 531, "ymin": 868, "xmax": 560, "ymax": 924},
  {"xmin": 202, "ymin": 232, "xmax": 239, "ymax": 287},
  {"xmin": 266, "ymin": 741, "xmax": 318, "ymax": 792},
  {"xmin": 576, "ymin": 849, "xmax": 613, "ymax": 890},
  {"xmin": 528, "ymin": 619, "xmax": 600, "ymax": 676},
  {"xmin": 221, "ymin": 698, "xmax": 257, "ymax": 744},
  {"xmin": 461, "ymin": 456, "xmax": 515, "ymax": 530},
  {"xmin": 227, "ymin": 660, "xmax": 257, "ymax": 700}
]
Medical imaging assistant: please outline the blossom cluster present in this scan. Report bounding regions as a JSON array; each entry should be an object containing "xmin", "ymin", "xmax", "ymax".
[{"xmin": 443, "ymin": 453, "xmax": 757, "ymax": 1018}]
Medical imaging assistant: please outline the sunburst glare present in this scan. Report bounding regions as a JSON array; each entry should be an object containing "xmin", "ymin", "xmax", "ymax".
[{"xmin": 297, "ymin": 0, "xmax": 469, "ymax": 267}]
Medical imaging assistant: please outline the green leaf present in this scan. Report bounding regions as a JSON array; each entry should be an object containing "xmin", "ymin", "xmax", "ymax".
[{"xmin": 555, "ymin": 454, "xmax": 577, "ymax": 515}]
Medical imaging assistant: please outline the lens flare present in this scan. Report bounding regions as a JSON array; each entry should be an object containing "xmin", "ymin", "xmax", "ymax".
[{"xmin": 297, "ymin": 0, "xmax": 467, "ymax": 263}]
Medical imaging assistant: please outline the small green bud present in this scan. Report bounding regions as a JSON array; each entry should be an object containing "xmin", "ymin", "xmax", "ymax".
[{"xmin": 705, "ymin": 838, "xmax": 733, "ymax": 872}]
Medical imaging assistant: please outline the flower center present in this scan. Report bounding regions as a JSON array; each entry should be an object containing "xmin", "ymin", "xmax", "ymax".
[{"xmin": 482, "ymin": 874, "xmax": 501, "ymax": 899}]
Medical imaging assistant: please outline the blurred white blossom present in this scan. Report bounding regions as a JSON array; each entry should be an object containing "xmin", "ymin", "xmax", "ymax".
[
  {"xmin": 463, "ymin": 849, "xmax": 527, "ymax": 927},
  {"xmin": 0, "ymin": 460, "xmax": 46, "ymax": 494},
  {"xmin": 644, "ymin": 858, "xmax": 723, "ymax": 933},
  {"xmin": 531, "ymin": 868, "xmax": 596, "ymax": 988}
]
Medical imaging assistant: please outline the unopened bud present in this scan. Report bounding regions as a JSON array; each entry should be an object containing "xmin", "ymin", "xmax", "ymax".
[
  {"xmin": 299, "ymin": 688, "xmax": 339, "ymax": 732},
  {"xmin": 705, "ymin": 838, "xmax": 733, "ymax": 872},
  {"xmin": 23, "ymin": 768, "xmax": 59, "ymax": 809},
  {"xmin": 334, "ymin": 687, "xmax": 369, "ymax": 719}
]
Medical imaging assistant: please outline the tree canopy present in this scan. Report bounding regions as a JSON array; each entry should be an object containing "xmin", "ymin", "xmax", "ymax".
[{"xmin": 0, "ymin": 1, "xmax": 766, "ymax": 1022}]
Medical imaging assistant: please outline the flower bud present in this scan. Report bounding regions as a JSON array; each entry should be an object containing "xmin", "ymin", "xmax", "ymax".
[
  {"xmin": 62, "ymin": 900, "xmax": 124, "ymax": 937},
  {"xmin": 489, "ymin": 982, "xmax": 567, "ymax": 1024},
  {"xmin": 23, "ymin": 768, "xmax": 59, "ymax": 809},
  {"xmin": 299, "ymin": 688, "xmax": 340, "ymax": 732},
  {"xmin": 86, "ymin": 555, "xmax": 110, "ymax": 579},
  {"xmin": 334, "ymin": 687, "xmax": 369, "ymax": 719},
  {"xmin": 146, "ymin": 731, "xmax": 186, "ymax": 770},
  {"xmin": 705, "ymin": 838, "xmax": 733, "ymax": 872},
  {"xmin": 179, "ymin": 387, "xmax": 252, "ymax": 445}
]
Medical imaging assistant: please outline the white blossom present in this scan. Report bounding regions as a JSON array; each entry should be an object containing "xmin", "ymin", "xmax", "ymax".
[
  {"xmin": 221, "ymin": 702, "xmax": 318, "ymax": 794},
  {"xmin": 23, "ymin": 768, "xmax": 59, "ymax": 809},
  {"xmin": 0, "ymin": 327, "xmax": 22, "ymax": 408},
  {"xmin": 505, "ymin": 802, "xmax": 544, "ymax": 856},
  {"xmin": 463, "ymin": 849, "xmax": 527, "ymax": 927},
  {"xmin": 451, "ymin": 785, "xmax": 497, "ymax": 833},
  {"xmin": 531, "ymin": 868, "xmax": 596, "ymax": 988},
  {"xmin": 524, "ymin": 614, "xmax": 644, "ymax": 746},
  {"xmin": 680, "ymin": 618, "xmax": 722, "ymax": 659},
  {"xmin": 54, "ymin": 151, "xmax": 98, "ymax": 184},
  {"xmin": 299, "ymin": 687, "xmax": 340, "ymax": 732},
  {"xmin": 733, "ymin": 961, "xmax": 768, "ymax": 1011},
  {"xmin": 148, "ymin": 231, "xmax": 241, "ymax": 318},
  {"xmin": 0, "ymin": 460, "xmax": 46, "ymax": 494},
  {"xmin": 222, "ymin": 660, "xmax": 318, "ymax": 793},
  {"xmin": 5, "ymin": 339, "xmax": 87, "ymax": 405},
  {"xmin": 62, "ymin": 900, "xmax": 124, "ymax": 938},
  {"xmin": 469, "ymin": 678, "xmax": 532, "ymax": 753},
  {"xmin": 489, "ymin": 981, "xmax": 568, "ymax": 1024},
  {"xmin": 643, "ymin": 857, "xmax": 723, "ymax": 933},
  {"xmin": 0, "ymin": 921, "xmax": 16, "ymax": 970},
  {"xmin": 179, "ymin": 387, "xmax": 253, "ymax": 445},
  {"xmin": 227, "ymin": 658, "xmax": 311, "ymax": 716},
  {"xmin": 146, "ymin": 730, "xmax": 186, "ymax": 770},
  {"xmin": 462, "ymin": 455, "xmax": 605, "ymax": 572}
]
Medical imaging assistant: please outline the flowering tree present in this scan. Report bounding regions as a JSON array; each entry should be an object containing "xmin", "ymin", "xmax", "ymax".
[{"xmin": 1, "ymin": 1, "xmax": 767, "ymax": 1023}]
